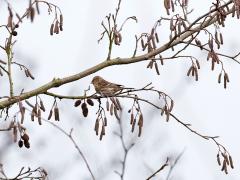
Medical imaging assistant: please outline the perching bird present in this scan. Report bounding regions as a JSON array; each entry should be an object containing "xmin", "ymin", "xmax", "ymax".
[{"xmin": 91, "ymin": 76, "xmax": 127, "ymax": 96}]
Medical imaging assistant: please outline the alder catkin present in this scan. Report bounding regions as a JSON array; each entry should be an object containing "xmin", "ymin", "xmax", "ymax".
[
  {"xmin": 48, "ymin": 109, "xmax": 53, "ymax": 120},
  {"xmin": 54, "ymin": 106, "xmax": 60, "ymax": 121},
  {"xmin": 38, "ymin": 109, "xmax": 42, "ymax": 125},
  {"xmin": 229, "ymin": 155, "xmax": 234, "ymax": 169}
]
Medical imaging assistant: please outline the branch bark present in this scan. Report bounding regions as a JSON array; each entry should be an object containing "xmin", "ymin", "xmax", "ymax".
[{"xmin": 0, "ymin": 1, "xmax": 234, "ymax": 109}]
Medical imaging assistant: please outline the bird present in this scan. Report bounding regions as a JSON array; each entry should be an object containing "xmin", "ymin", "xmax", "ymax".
[{"xmin": 91, "ymin": 76, "xmax": 126, "ymax": 96}]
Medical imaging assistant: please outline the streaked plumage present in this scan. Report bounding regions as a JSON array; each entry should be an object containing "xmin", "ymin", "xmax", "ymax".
[{"xmin": 91, "ymin": 76, "xmax": 124, "ymax": 96}]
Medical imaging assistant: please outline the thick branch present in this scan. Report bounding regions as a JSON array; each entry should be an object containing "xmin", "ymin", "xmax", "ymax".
[{"xmin": 0, "ymin": 1, "xmax": 234, "ymax": 109}]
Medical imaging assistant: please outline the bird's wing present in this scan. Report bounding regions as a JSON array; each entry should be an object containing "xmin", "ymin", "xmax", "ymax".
[{"xmin": 106, "ymin": 82, "xmax": 123, "ymax": 88}]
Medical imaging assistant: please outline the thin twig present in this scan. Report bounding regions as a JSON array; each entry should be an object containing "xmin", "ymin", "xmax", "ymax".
[
  {"xmin": 115, "ymin": 112, "xmax": 134, "ymax": 180},
  {"xmin": 166, "ymin": 149, "xmax": 185, "ymax": 180},
  {"xmin": 0, "ymin": 1, "xmax": 235, "ymax": 109},
  {"xmin": 42, "ymin": 119, "xmax": 96, "ymax": 180},
  {"xmin": 146, "ymin": 158, "xmax": 169, "ymax": 180}
]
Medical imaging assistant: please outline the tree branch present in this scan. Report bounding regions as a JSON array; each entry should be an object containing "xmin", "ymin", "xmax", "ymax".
[{"xmin": 0, "ymin": 1, "xmax": 235, "ymax": 109}]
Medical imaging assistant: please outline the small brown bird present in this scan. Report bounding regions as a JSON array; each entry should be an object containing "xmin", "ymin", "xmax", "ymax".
[{"xmin": 91, "ymin": 76, "xmax": 126, "ymax": 96}]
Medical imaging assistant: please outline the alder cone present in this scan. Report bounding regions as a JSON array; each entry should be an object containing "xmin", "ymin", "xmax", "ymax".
[
  {"xmin": 81, "ymin": 103, "xmax": 88, "ymax": 117},
  {"xmin": 24, "ymin": 140, "xmax": 30, "ymax": 149},
  {"xmin": 87, "ymin": 99, "xmax": 94, "ymax": 106},
  {"xmin": 74, "ymin": 100, "xmax": 82, "ymax": 107},
  {"xmin": 18, "ymin": 140, "xmax": 23, "ymax": 148},
  {"xmin": 21, "ymin": 133, "xmax": 29, "ymax": 142}
]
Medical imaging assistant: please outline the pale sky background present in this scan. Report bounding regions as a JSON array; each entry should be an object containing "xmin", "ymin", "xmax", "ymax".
[{"xmin": 0, "ymin": 0, "xmax": 240, "ymax": 180}]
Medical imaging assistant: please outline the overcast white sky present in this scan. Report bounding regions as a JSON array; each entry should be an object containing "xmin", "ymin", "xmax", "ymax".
[{"xmin": 0, "ymin": 0, "xmax": 240, "ymax": 180}]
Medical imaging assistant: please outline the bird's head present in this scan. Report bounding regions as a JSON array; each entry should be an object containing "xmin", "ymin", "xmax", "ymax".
[{"xmin": 91, "ymin": 76, "xmax": 101, "ymax": 85}]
